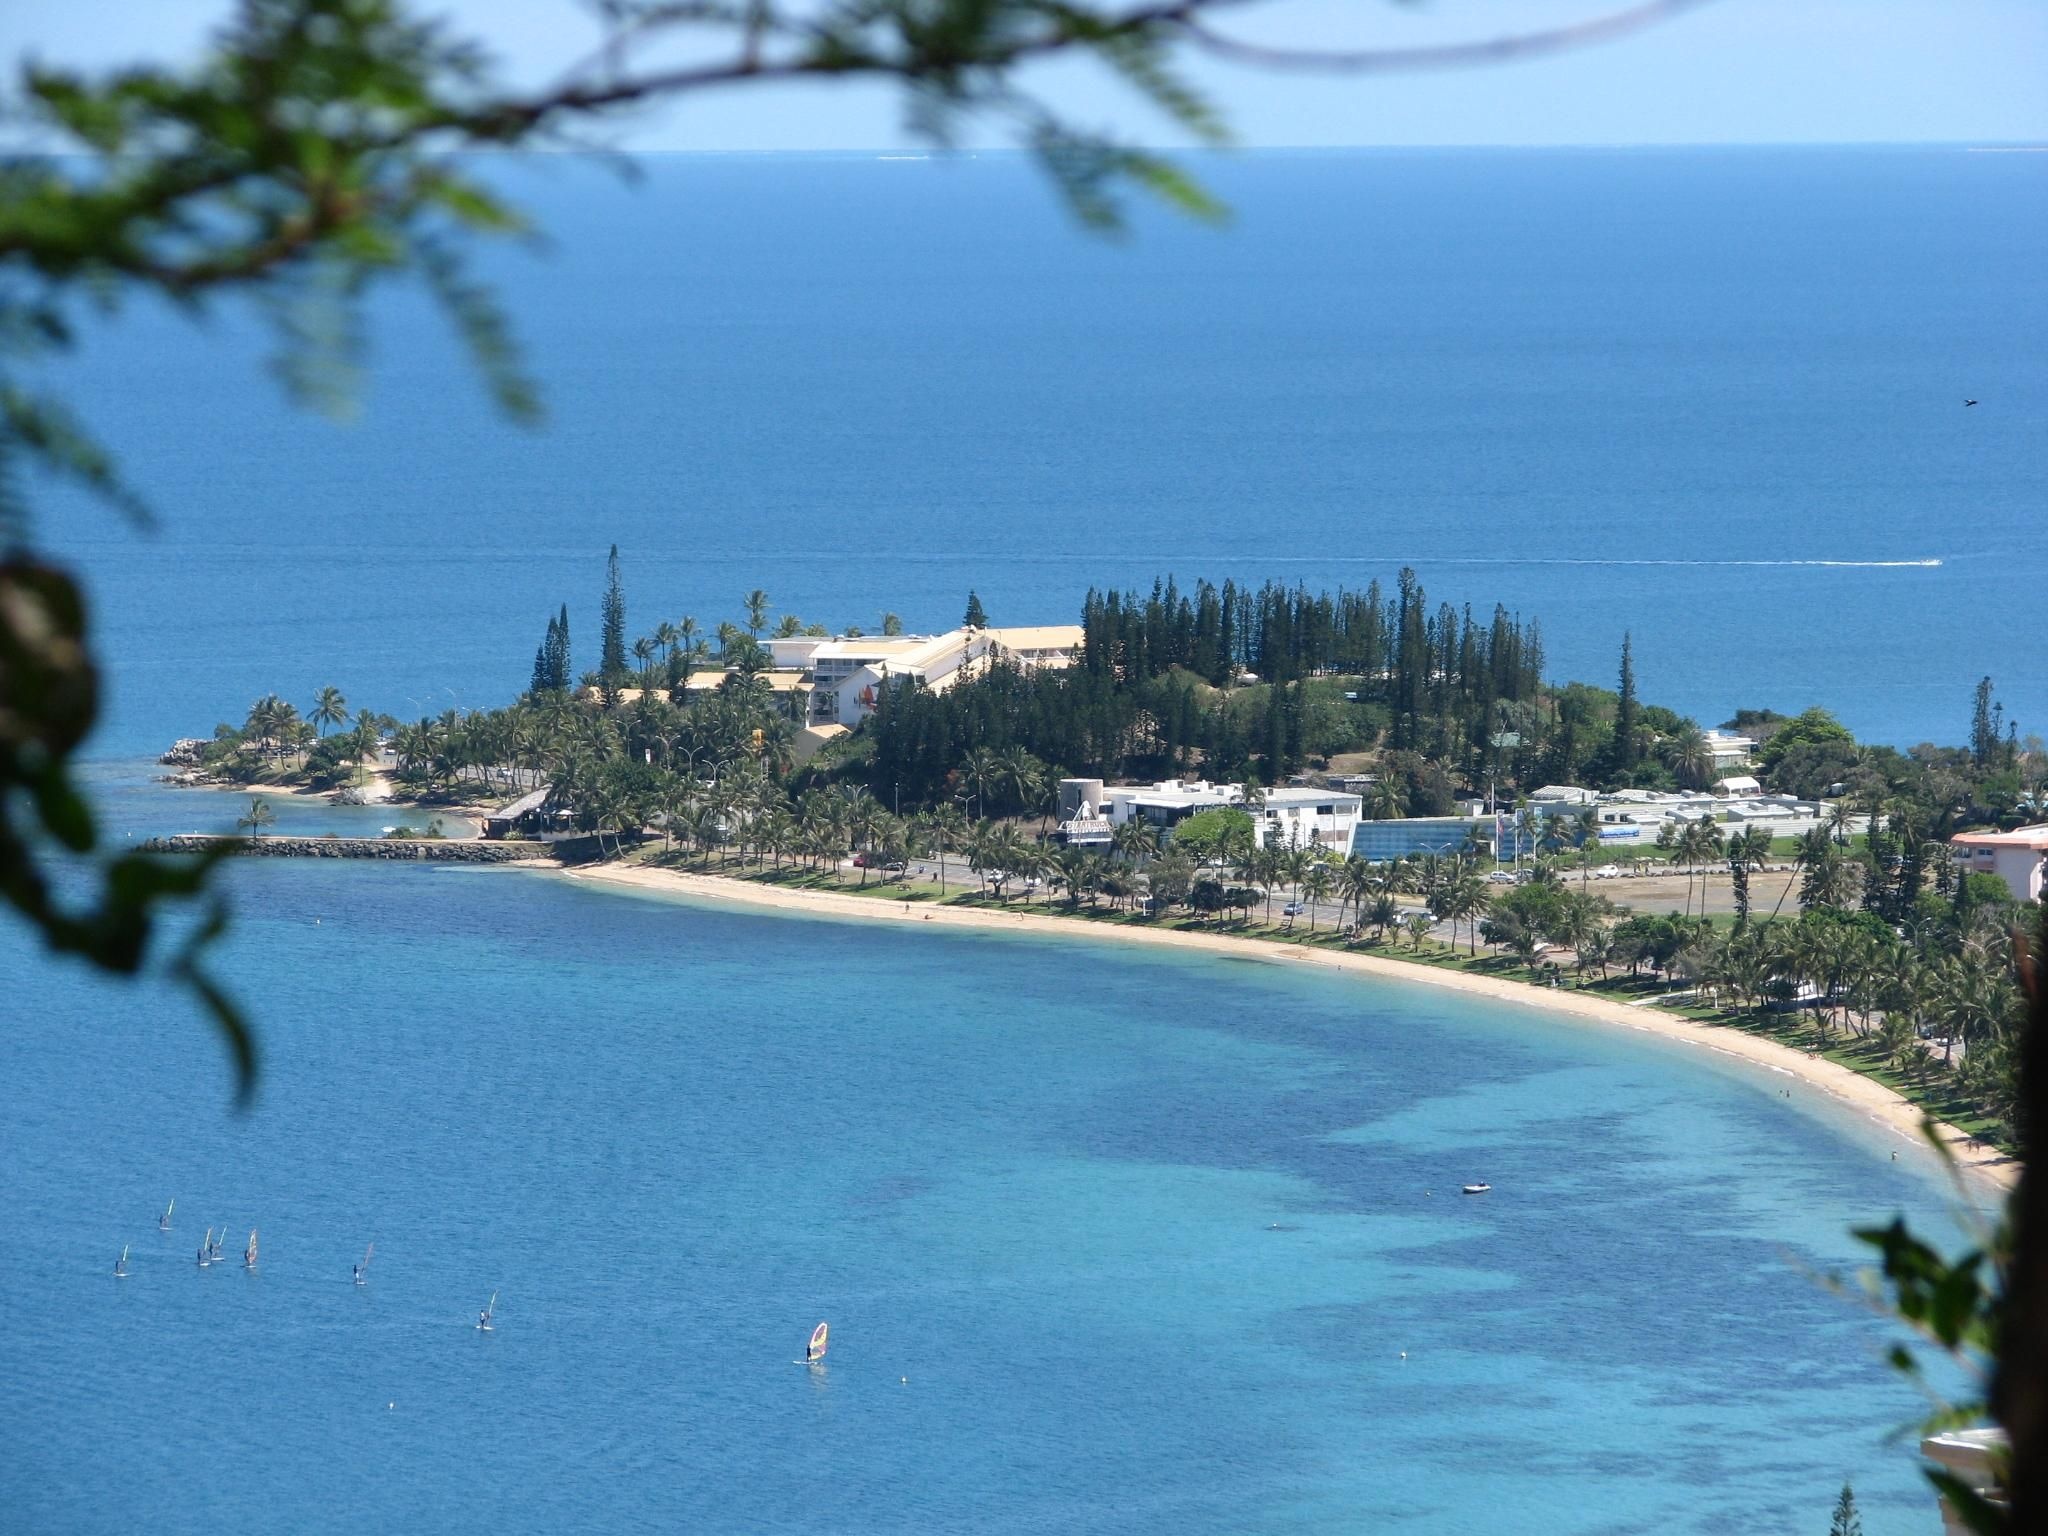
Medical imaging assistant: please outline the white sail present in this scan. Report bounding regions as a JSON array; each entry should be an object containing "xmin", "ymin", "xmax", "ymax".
[
  {"xmin": 160, "ymin": 1199, "xmax": 174, "ymax": 1231},
  {"xmin": 244, "ymin": 1229, "xmax": 258, "ymax": 1267}
]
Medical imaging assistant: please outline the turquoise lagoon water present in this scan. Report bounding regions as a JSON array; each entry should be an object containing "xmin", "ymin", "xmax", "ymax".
[
  {"xmin": 33, "ymin": 148, "xmax": 2048, "ymax": 756},
  {"xmin": 1, "ymin": 774, "xmax": 1986, "ymax": 1534}
]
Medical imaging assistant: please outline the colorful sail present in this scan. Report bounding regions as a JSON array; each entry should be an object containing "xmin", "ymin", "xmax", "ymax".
[{"xmin": 806, "ymin": 1321, "xmax": 829, "ymax": 1363}]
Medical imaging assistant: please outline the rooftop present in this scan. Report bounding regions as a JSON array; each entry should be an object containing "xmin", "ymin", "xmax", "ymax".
[
  {"xmin": 1951, "ymin": 823, "xmax": 2048, "ymax": 850},
  {"xmin": 986, "ymin": 625, "xmax": 1084, "ymax": 651}
]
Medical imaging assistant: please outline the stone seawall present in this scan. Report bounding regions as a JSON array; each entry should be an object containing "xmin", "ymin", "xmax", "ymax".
[{"xmin": 141, "ymin": 835, "xmax": 551, "ymax": 863}]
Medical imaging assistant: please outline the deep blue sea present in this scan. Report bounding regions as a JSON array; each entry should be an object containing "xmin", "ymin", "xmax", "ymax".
[
  {"xmin": 1, "ymin": 770, "xmax": 1991, "ymax": 1533},
  {"xmin": 26, "ymin": 148, "xmax": 2048, "ymax": 756},
  {"xmin": 3, "ymin": 150, "xmax": 2032, "ymax": 1532}
]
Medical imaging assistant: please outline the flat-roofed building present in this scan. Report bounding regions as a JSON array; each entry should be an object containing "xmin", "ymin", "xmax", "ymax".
[
  {"xmin": 1950, "ymin": 824, "xmax": 2048, "ymax": 903},
  {"xmin": 1351, "ymin": 816, "xmax": 1492, "ymax": 864},
  {"xmin": 806, "ymin": 624, "xmax": 1085, "ymax": 727},
  {"xmin": 1703, "ymin": 729, "xmax": 1758, "ymax": 768},
  {"xmin": 1091, "ymin": 779, "xmax": 1362, "ymax": 852}
]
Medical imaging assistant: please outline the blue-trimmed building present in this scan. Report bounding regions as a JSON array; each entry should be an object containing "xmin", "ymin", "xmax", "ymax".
[{"xmin": 1350, "ymin": 817, "xmax": 1495, "ymax": 864}]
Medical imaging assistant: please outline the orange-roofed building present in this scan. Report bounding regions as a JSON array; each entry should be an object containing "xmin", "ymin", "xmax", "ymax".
[{"xmin": 1949, "ymin": 824, "xmax": 2048, "ymax": 903}]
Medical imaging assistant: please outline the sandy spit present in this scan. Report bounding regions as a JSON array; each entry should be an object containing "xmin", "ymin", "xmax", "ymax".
[{"xmin": 561, "ymin": 862, "xmax": 2020, "ymax": 1197}]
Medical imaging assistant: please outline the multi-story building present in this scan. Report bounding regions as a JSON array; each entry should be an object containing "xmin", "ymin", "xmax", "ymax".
[
  {"xmin": 1057, "ymin": 778, "xmax": 1363, "ymax": 853},
  {"xmin": 803, "ymin": 626, "xmax": 1084, "ymax": 727},
  {"xmin": 1950, "ymin": 824, "xmax": 2048, "ymax": 903}
]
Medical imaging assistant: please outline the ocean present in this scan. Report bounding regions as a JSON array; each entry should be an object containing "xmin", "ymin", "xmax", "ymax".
[
  {"xmin": 0, "ymin": 771, "xmax": 1990, "ymax": 1535},
  {"xmin": 3, "ymin": 149, "xmax": 2031, "ymax": 1532},
  {"xmin": 27, "ymin": 148, "xmax": 2048, "ymax": 757}
]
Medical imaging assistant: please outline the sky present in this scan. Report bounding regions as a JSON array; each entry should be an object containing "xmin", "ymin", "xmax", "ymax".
[{"xmin": 0, "ymin": 0, "xmax": 2042, "ymax": 149}]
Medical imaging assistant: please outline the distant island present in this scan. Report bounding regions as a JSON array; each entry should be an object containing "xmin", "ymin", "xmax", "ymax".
[{"xmin": 158, "ymin": 547, "xmax": 2042, "ymax": 1162}]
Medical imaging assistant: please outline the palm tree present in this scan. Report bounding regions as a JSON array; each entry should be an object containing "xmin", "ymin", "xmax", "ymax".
[
  {"xmin": 920, "ymin": 803, "xmax": 967, "ymax": 894},
  {"xmin": 961, "ymin": 746, "xmax": 1003, "ymax": 819},
  {"xmin": 1334, "ymin": 855, "xmax": 1373, "ymax": 933},
  {"xmin": 1657, "ymin": 723, "xmax": 1714, "ymax": 790},
  {"xmin": 963, "ymin": 820, "xmax": 1005, "ymax": 897},
  {"xmin": 1051, "ymin": 845, "xmax": 1100, "ymax": 907},
  {"xmin": 348, "ymin": 708, "xmax": 382, "ymax": 784},
  {"xmin": 236, "ymin": 795, "xmax": 275, "ymax": 839},
  {"xmin": 1444, "ymin": 872, "xmax": 1490, "ymax": 956},
  {"xmin": 1777, "ymin": 826, "xmax": 1833, "ymax": 919},
  {"xmin": 1363, "ymin": 777, "xmax": 1405, "ymax": 822},
  {"xmin": 744, "ymin": 589, "xmax": 770, "ymax": 638},
  {"xmin": 1362, "ymin": 893, "xmax": 1399, "ymax": 942},
  {"xmin": 1300, "ymin": 861, "xmax": 1335, "ymax": 933},
  {"xmin": 1402, "ymin": 912, "xmax": 1434, "ymax": 952},
  {"xmin": 1111, "ymin": 817, "xmax": 1159, "ymax": 868},
  {"xmin": 998, "ymin": 746, "xmax": 1043, "ymax": 823},
  {"xmin": 310, "ymin": 686, "xmax": 348, "ymax": 738},
  {"xmin": 1821, "ymin": 796, "xmax": 1856, "ymax": 847}
]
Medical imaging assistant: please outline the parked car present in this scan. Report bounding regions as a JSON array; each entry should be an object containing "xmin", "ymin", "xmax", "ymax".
[{"xmin": 1282, "ymin": 901, "xmax": 1304, "ymax": 917}]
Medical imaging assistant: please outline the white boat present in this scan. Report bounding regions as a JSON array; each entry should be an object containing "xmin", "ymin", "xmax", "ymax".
[
  {"xmin": 115, "ymin": 1245, "xmax": 129, "ymax": 1279},
  {"xmin": 158, "ymin": 1199, "xmax": 174, "ymax": 1232},
  {"xmin": 1461, "ymin": 1183, "xmax": 1492, "ymax": 1195},
  {"xmin": 805, "ymin": 1321, "xmax": 829, "ymax": 1365},
  {"xmin": 243, "ymin": 1230, "xmax": 258, "ymax": 1269},
  {"xmin": 476, "ymin": 1291, "xmax": 496, "ymax": 1333}
]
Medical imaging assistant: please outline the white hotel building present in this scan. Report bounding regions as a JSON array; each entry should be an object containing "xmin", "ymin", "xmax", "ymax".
[
  {"xmin": 767, "ymin": 626, "xmax": 1084, "ymax": 728},
  {"xmin": 1059, "ymin": 778, "xmax": 1364, "ymax": 854}
]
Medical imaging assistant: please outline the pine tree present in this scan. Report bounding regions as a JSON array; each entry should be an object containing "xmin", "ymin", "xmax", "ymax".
[
  {"xmin": 1614, "ymin": 632, "xmax": 1640, "ymax": 773},
  {"xmin": 1828, "ymin": 1482, "xmax": 1861, "ymax": 1536},
  {"xmin": 600, "ymin": 545, "xmax": 628, "ymax": 690},
  {"xmin": 963, "ymin": 590, "xmax": 988, "ymax": 629},
  {"xmin": 530, "ymin": 619, "xmax": 552, "ymax": 696},
  {"xmin": 530, "ymin": 609, "xmax": 570, "ymax": 694},
  {"xmin": 1969, "ymin": 676, "xmax": 1996, "ymax": 766}
]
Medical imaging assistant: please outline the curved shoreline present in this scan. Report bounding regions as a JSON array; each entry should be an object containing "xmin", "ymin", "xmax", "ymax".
[{"xmin": 558, "ymin": 862, "xmax": 2019, "ymax": 1198}]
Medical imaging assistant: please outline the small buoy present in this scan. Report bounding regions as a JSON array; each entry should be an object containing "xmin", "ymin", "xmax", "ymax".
[
  {"xmin": 1399, "ymin": 1352, "xmax": 1407, "ymax": 1360},
  {"xmin": 387, "ymin": 1402, "xmax": 394, "ymax": 1410},
  {"xmin": 901, "ymin": 1376, "xmax": 908, "ymax": 1384}
]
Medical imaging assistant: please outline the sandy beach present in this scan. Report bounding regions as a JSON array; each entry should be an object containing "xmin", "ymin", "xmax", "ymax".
[
  {"xmin": 169, "ymin": 768, "xmax": 397, "ymax": 805},
  {"xmin": 563, "ymin": 861, "xmax": 2020, "ymax": 1197}
]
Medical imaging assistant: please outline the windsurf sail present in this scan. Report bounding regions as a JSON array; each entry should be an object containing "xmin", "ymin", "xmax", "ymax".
[
  {"xmin": 355, "ymin": 1242, "xmax": 374, "ymax": 1283},
  {"xmin": 806, "ymin": 1322, "xmax": 829, "ymax": 1364},
  {"xmin": 478, "ymin": 1290, "xmax": 497, "ymax": 1330},
  {"xmin": 244, "ymin": 1230, "xmax": 258, "ymax": 1267},
  {"xmin": 116, "ymin": 1245, "xmax": 129, "ymax": 1277},
  {"xmin": 160, "ymin": 1199, "xmax": 174, "ymax": 1231}
]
